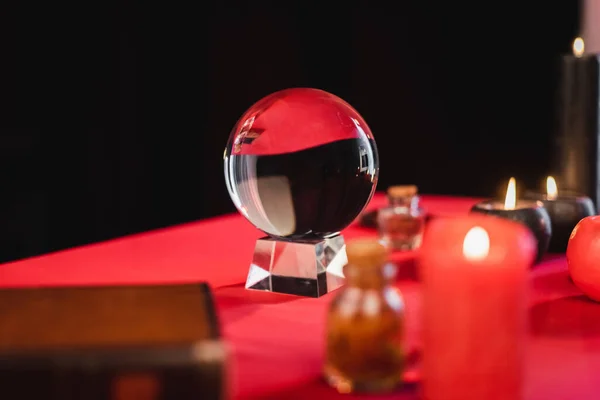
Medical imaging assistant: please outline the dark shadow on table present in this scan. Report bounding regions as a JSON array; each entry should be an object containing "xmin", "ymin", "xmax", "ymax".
[
  {"xmin": 541, "ymin": 253, "xmax": 567, "ymax": 262},
  {"xmin": 530, "ymin": 295, "xmax": 600, "ymax": 337}
]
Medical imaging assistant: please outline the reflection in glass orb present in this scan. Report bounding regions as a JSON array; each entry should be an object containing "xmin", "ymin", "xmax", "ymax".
[{"xmin": 224, "ymin": 88, "xmax": 379, "ymax": 240}]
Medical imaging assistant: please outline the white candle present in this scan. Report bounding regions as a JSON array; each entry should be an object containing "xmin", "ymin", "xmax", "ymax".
[{"xmin": 582, "ymin": 0, "xmax": 600, "ymax": 54}]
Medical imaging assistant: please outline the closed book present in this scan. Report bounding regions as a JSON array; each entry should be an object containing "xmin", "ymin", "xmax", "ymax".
[{"xmin": 0, "ymin": 283, "xmax": 227, "ymax": 400}]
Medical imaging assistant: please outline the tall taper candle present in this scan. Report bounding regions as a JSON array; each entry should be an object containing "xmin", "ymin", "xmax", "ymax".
[
  {"xmin": 553, "ymin": 37, "xmax": 600, "ymax": 212},
  {"xmin": 420, "ymin": 215, "xmax": 536, "ymax": 400},
  {"xmin": 582, "ymin": 0, "xmax": 600, "ymax": 54}
]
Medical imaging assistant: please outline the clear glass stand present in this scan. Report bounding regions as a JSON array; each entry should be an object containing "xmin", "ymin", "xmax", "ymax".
[{"xmin": 245, "ymin": 234, "xmax": 347, "ymax": 297}]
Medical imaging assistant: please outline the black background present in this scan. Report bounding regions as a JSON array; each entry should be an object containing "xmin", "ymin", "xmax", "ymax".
[{"xmin": 0, "ymin": 2, "xmax": 580, "ymax": 262}]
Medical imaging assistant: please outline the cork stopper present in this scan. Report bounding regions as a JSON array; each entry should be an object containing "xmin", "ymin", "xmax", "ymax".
[
  {"xmin": 345, "ymin": 238, "xmax": 388, "ymax": 269},
  {"xmin": 387, "ymin": 185, "xmax": 418, "ymax": 199}
]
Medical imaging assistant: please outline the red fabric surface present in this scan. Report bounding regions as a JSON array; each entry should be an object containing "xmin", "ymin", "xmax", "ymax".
[{"xmin": 1, "ymin": 194, "xmax": 598, "ymax": 399}]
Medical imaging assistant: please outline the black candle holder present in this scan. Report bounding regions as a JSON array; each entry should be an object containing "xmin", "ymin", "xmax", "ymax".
[
  {"xmin": 470, "ymin": 200, "xmax": 551, "ymax": 263},
  {"xmin": 523, "ymin": 191, "xmax": 595, "ymax": 253}
]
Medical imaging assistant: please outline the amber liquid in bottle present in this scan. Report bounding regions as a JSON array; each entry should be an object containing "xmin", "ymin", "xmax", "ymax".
[{"xmin": 324, "ymin": 239, "xmax": 405, "ymax": 393}]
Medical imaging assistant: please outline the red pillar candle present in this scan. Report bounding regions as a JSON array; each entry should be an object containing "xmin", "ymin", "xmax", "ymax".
[{"xmin": 420, "ymin": 215, "xmax": 536, "ymax": 400}]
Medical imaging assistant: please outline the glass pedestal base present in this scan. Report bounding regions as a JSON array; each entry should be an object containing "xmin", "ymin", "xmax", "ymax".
[{"xmin": 245, "ymin": 235, "xmax": 347, "ymax": 297}]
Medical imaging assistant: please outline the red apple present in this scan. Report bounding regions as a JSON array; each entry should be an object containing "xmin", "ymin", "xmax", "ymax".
[{"xmin": 567, "ymin": 216, "xmax": 600, "ymax": 301}]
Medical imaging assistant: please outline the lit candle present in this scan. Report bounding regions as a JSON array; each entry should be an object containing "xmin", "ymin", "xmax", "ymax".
[
  {"xmin": 552, "ymin": 36, "xmax": 600, "ymax": 211},
  {"xmin": 524, "ymin": 176, "xmax": 595, "ymax": 252},
  {"xmin": 420, "ymin": 215, "xmax": 536, "ymax": 400},
  {"xmin": 470, "ymin": 177, "xmax": 551, "ymax": 262}
]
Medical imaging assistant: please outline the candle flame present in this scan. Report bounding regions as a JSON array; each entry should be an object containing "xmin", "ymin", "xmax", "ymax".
[
  {"xmin": 573, "ymin": 37, "xmax": 585, "ymax": 57},
  {"xmin": 504, "ymin": 177, "xmax": 516, "ymax": 210},
  {"xmin": 463, "ymin": 226, "xmax": 490, "ymax": 261},
  {"xmin": 546, "ymin": 176, "xmax": 558, "ymax": 200}
]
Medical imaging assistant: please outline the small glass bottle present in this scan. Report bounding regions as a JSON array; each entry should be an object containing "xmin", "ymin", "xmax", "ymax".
[
  {"xmin": 377, "ymin": 185, "xmax": 426, "ymax": 251},
  {"xmin": 324, "ymin": 239, "xmax": 405, "ymax": 393}
]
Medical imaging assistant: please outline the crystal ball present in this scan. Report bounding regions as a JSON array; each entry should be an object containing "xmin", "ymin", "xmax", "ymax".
[{"xmin": 224, "ymin": 88, "xmax": 379, "ymax": 240}]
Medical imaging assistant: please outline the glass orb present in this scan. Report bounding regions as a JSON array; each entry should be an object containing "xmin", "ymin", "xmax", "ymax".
[{"xmin": 224, "ymin": 88, "xmax": 379, "ymax": 240}]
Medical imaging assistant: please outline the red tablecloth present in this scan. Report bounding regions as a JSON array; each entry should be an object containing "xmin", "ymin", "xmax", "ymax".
[{"xmin": 0, "ymin": 194, "xmax": 598, "ymax": 400}]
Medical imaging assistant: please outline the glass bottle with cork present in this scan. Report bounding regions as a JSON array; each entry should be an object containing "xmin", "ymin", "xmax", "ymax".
[
  {"xmin": 324, "ymin": 238, "xmax": 405, "ymax": 393},
  {"xmin": 377, "ymin": 185, "xmax": 426, "ymax": 251}
]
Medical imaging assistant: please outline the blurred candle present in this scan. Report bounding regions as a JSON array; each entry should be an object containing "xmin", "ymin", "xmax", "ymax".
[
  {"xmin": 524, "ymin": 176, "xmax": 596, "ymax": 252},
  {"xmin": 420, "ymin": 215, "xmax": 536, "ymax": 400},
  {"xmin": 582, "ymin": 0, "xmax": 600, "ymax": 54},
  {"xmin": 553, "ymin": 36, "xmax": 600, "ymax": 211},
  {"xmin": 471, "ymin": 177, "xmax": 551, "ymax": 262}
]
